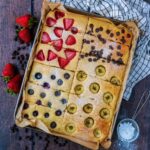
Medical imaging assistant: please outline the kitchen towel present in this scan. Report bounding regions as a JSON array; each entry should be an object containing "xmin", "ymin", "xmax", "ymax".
[{"xmin": 50, "ymin": 0, "xmax": 150, "ymax": 100}]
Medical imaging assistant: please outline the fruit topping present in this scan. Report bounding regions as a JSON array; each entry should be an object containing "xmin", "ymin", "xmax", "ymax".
[
  {"xmin": 54, "ymin": 27, "xmax": 63, "ymax": 38},
  {"xmin": 35, "ymin": 72, "xmax": 42, "ymax": 79},
  {"xmin": 93, "ymin": 128, "xmax": 101, "ymax": 138},
  {"xmin": 44, "ymin": 112, "xmax": 49, "ymax": 118},
  {"xmin": 65, "ymin": 123, "xmax": 76, "ymax": 133},
  {"xmin": 63, "ymin": 18, "xmax": 74, "ymax": 30},
  {"xmin": 47, "ymin": 50, "xmax": 57, "ymax": 61},
  {"xmin": 65, "ymin": 35, "xmax": 76, "ymax": 45},
  {"xmin": 84, "ymin": 117, "xmax": 94, "ymax": 128},
  {"xmin": 64, "ymin": 49, "xmax": 76, "ymax": 60},
  {"xmin": 83, "ymin": 103, "xmax": 93, "ymax": 114},
  {"xmin": 71, "ymin": 27, "xmax": 78, "ymax": 34},
  {"xmin": 95, "ymin": 65, "xmax": 106, "ymax": 76},
  {"xmin": 41, "ymin": 32, "xmax": 51, "ymax": 44},
  {"xmin": 55, "ymin": 11, "xmax": 65, "ymax": 20},
  {"xmin": 50, "ymin": 121, "xmax": 57, "ymax": 129},
  {"xmin": 64, "ymin": 73, "xmax": 70, "ymax": 80},
  {"xmin": 55, "ymin": 90, "xmax": 61, "ymax": 97},
  {"xmin": 43, "ymin": 82, "xmax": 50, "ymax": 89},
  {"xmin": 40, "ymin": 92, "xmax": 46, "ymax": 98},
  {"xmin": 23, "ymin": 103, "xmax": 29, "ymax": 110},
  {"xmin": 67, "ymin": 103, "xmax": 77, "ymax": 114},
  {"xmin": 99, "ymin": 108, "xmax": 110, "ymax": 119},
  {"xmin": 55, "ymin": 110, "xmax": 62, "ymax": 116},
  {"xmin": 89, "ymin": 82, "xmax": 100, "ymax": 94},
  {"xmin": 52, "ymin": 39, "xmax": 63, "ymax": 51},
  {"xmin": 58, "ymin": 57, "xmax": 70, "ymax": 68},
  {"xmin": 28, "ymin": 89, "xmax": 34, "ymax": 95},
  {"xmin": 61, "ymin": 98, "xmax": 67, "ymax": 104},
  {"xmin": 110, "ymin": 76, "xmax": 121, "ymax": 86},
  {"xmin": 32, "ymin": 110, "xmax": 38, "ymax": 117},
  {"xmin": 76, "ymin": 71, "xmax": 87, "ymax": 81},
  {"xmin": 24, "ymin": 114, "xmax": 29, "ymax": 119},
  {"xmin": 74, "ymin": 84, "xmax": 84, "ymax": 95},
  {"xmin": 103, "ymin": 92, "xmax": 113, "ymax": 104},
  {"xmin": 51, "ymin": 74, "xmax": 56, "ymax": 80},
  {"xmin": 57, "ymin": 79, "xmax": 63, "ymax": 86},
  {"xmin": 36, "ymin": 50, "xmax": 45, "ymax": 61},
  {"xmin": 46, "ymin": 17, "xmax": 57, "ymax": 27},
  {"xmin": 47, "ymin": 102, "xmax": 52, "ymax": 108},
  {"xmin": 36, "ymin": 100, "xmax": 42, "ymax": 105}
]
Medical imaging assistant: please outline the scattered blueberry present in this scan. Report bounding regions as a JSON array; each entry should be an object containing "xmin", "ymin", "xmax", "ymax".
[
  {"xmin": 23, "ymin": 103, "xmax": 29, "ymax": 109},
  {"xmin": 55, "ymin": 110, "xmax": 62, "ymax": 116},
  {"xmin": 32, "ymin": 110, "xmax": 38, "ymax": 117},
  {"xmin": 47, "ymin": 102, "xmax": 52, "ymax": 108},
  {"xmin": 24, "ymin": 114, "xmax": 29, "ymax": 119},
  {"xmin": 40, "ymin": 92, "xmax": 46, "ymax": 98},
  {"xmin": 50, "ymin": 121, "xmax": 57, "ymax": 128},
  {"xmin": 64, "ymin": 73, "xmax": 70, "ymax": 80},
  {"xmin": 36, "ymin": 100, "xmax": 42, "ymax": 105},
  {"xmin": 51, "ymin": 74, "xmax": 56, "ymax": 80},
  {"xmin": 28, "ymin": 89, "xmax": 34, "ymax": 95},
  {"xmin": 57, "ymin": 79, "xmax": 63, "ymax": 86},
  {"xmin": 55, "ymin": 90, "xmax": 61, "ymax": 96},
  {"xmin": 61, "ymin": 98, "xmax": 67, "ymax": 104},
  {"xmin": 44, "ymin": 112, "xmax": 49, "ymax": 118},
  {"xmin": 35, "ymin": 72, "xmax": 42, "ymax": 79},
  {"xmin": 43, "ymin": 82, "xmax": 50, "ymax": 89}
]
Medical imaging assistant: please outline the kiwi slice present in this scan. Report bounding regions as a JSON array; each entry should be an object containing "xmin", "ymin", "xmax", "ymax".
[
  {"xmin": 76, "ymin": 71, "xmax": 87, "ymax": 81},
  {"xmin": 84, "ymin": 117, "xmax": 94, "ymax": 128},
  {"xmin": 103, "ymin": 92, "xmax": 113, "ymax": 104},
  {"xmin": 83, "ymin": 103, "xmax": 93, "ymax": 114},
  {"xmin": 89, "ymin": 82, "xmax": 100, "ymax": 94},
  {"xmin": 99, "ymin": 108, "xmax": 110, "ymax": 119},
  {"xmin": 110, "ymin": 76, "xmax": 121, "ymax": 86},
  {"xmin": 65, "ymin": 123, "xmax": 76, "ymax": 133},
  {"xmin": 95, "ymin": 65, "xmax": 106, "ymax": 76},
  {"xmin": 67, "ymin": 103, "xmax": 77, "ymax": 114},
  {"xmin": 74, "ymin": 84, "xmax": 84, "ymax": 95},
  {"xmin": 93, "ymin": 128, "xmax": 101, "ymax": 138}
]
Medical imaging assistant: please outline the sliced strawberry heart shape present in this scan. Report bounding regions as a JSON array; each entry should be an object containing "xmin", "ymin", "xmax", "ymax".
[
  {"xmin": 63, "ymin": 18, "xmax": 74, "ymax": 30},
  {"xmin": 52, "ymin": 39, "xmax": 63, "ymax": 51},
  {"xmin": 47, "ymin": 50, "xmax": 57, "ymax": 61},
  {"xmin": 55, "ymin": 11, "xmax": 65, "ymax": 20},
  {"xmin": 71, "ymin": 27, "xmax": 78, "ymax": 34},
  {"xmin": 65, "ymin": 49, "xmax": 76, "ymax": 60},
  {"xmin": 46, "ymin": 17, "xmax": 57, "ymax": 27},
  {"xmin": 36, "ymin": 50, "xmax": 45, "ymax": 61},
  {"xmin": 65, "ymin": 35, "xmax": 76, "ymax": 45},
  {"xmin": 58, "ymin": 57, "xmax": 70, "ymax": 68},
  {"xmin": 54, "ymin": 27, "xmax": 63, "ymax": 38},
  {"xmin": 41, "ymin": 32, "xmax": 51, "ymax": 44}
]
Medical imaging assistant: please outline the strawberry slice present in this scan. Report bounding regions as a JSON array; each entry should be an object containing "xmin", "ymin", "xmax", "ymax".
[
  {"xmin": 54, "ymin": 27, "xmax": 63, "ymax": 38},
  {"xmin": 55, "ymin": 11, "xmax": 65, "ymax": 20},
  {"xmin": 47, "ymin": 50, "xmax": 57, "ymax": 61},
  {"xmin": 65, "ymin": 35, "xmax": 76, "ymax": 45},
  {"xmin": 71, "ymin": 27, "xmax": 78, "ymax": 34},
  {"xmin": 58, "ymin": 57, "xmax": 70, "ymax": 68},
  {"xmin": 46, "ymin": 17, "xmax": 57, "ymax": 27},
  {"xmin": 41, "ymin": 32, "xmax": 51, "ymax": 44},
  {"xmin": 36, "ymin": 50, "xmax": 45, "ymax": 61},
  {"xmin": 65, "ymin": 49, "xmax": 76, "ymax": 60},
  {"xmin": 63, "ymin": 18, "xmax": 74, "ymax": 30},
  {"xmin": 52, "ymin": 39, "xmax": 63, "ymax": 51}
]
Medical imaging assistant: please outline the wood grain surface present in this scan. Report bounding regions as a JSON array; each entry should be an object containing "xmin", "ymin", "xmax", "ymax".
[{"xmin": 0, "ymin": 0, "xmax": 150, "ymax": 150}]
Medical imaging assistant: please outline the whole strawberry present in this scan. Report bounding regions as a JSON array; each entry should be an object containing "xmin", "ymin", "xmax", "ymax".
[
  {"xmin": 2, "ymin": 63, "xmax": 16, "ymax": 82},
  {"xmin": 16, "ymin": 14, "xmax": 37, "ymax": 28},
  {"xmin": 7, "ymin": 74, "xmax": 22, "ymax": 95},
  {"xmin": 18, "ymin": 28, "xmax": 32, "ymax": 43}
]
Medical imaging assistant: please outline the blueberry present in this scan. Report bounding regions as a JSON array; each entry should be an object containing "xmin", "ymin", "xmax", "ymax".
[
  {"xmin": 32, "ymin": 110, "xmax": 38, "ymax": 117},
  {"xmin": 55, "ymin": 90, "xmax": 61, "ymax": 96},
  {"xmin": 64, "ymin": 73, "xmax": 70, "ymax": 80},
  {"xmin": 40, "ymin": 92, "xmax": 46, "ymax": 98},
  {"xmin": 61, "ymin": 98, "xmax": 67, "ymax": 104},
  {"xmin": 43, "ymin": 82, "xmax": 50, "ymax": 89},
  {"xmin": 44, "ymin": 112, "xmax": 49, "ymax": 118},
  {"xmin": 24, "ymin": 114, "xmax": 29, "ymax": 119},
  {"xmin": 23, "ymin": 103, "xmax": 29, "ymax": 109},
  {"xmin": 50, "ymin": 121, "xmax": 57, "ymax": 128},
  {"xmin": 51, "ymin": 75, "xmax": 56, "ymax": 80},
  {"xmin": 28, "ymin": 89, "xmax": 34, "ymax": 95},
  {"xmin": 36, "ymin": 100, "xmax": 42, "ymax": 105},
  {"xmin": 47, "ymin": 102, "xmax": 52, "ymax": 108},
  {"xmin": 57, "ymin": 79, "xmax": 63, "ymax": 85},
  {"xmin": 35, "ymin": 72, "xmax": 42, "ymax": 79},
  {"xmin": 55, "ymin": 110, "xmax": 62, "ymax": 116}
]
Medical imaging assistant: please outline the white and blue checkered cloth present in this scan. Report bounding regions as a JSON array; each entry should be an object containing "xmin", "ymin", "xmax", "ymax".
[{"xmin": 50, "ymin": 0, "xmax": 150, "ymax": 100}]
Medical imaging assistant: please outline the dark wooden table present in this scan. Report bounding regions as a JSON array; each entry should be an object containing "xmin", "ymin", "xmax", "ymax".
[{"xmin": 0, "ymin": 0, "xmax": 150, "ymax": 150}]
